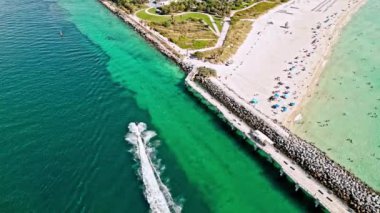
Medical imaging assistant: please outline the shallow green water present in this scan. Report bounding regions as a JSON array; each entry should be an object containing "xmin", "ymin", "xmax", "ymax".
[
  {"xmin": 293, "ymin": 0, "xmax": 380, "ymax": 191},
  {"xmin": 0, "ymin": 0, "xmax": 324, "ymax": 212}
]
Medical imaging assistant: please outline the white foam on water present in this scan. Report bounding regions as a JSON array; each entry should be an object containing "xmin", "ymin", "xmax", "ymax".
[{"xmin": 126, "ymin": 122, "xmax": 182, "ymax": 213}]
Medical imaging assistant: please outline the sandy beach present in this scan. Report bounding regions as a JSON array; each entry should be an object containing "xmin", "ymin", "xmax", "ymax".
[
  {"xmin": 97, "ymin": 0, "xmax": 380, "ymax": 210},
  {"xmin": 103, "ymin": 0, "xmax": 367, "ymax": 126},
  {"xmin": 209, "ymin": 0, "xmax": 366, "ymax": 125}
]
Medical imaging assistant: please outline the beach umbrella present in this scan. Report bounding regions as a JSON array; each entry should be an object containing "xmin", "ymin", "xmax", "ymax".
[
  {"xmin": 274, "ymin": 93, "xmax": 280, "ymax": 98},
  {"xmin": 272, "ymin": 104, "xmax": 280, "ymax": 109},
  {"xmin": 281, "ymin": 106, "xmax": 287, "ymax": 112},
  {"xmin": 289, "ymin": 102, "xmax": 296, "ymax": 106},
  {"xmin": 250, "ymin": 98, "xmax": 258, "ymax": 104}
]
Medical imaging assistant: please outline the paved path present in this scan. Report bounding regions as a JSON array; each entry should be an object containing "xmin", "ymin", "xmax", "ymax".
[
  {"xmin": 205, "ymin": 13, "xmax": 221, "ymax": 36},
  {"xmin": 191, "ymin": 17, "xmax": 231, "ymax": 53},
  {"xmin": 142, "ymin": 8, "xmax": 220, "ymax": 35},
  {"xmin": 231, "ymin": 0, "xmax": 273, "ymax": 16},
  {"xmin": 134, "ymin": 2, "xmax": 275, "ymax": 54},
  {"xmin": 132, "ymin": 1, "xmax": 279, "ymax": 55},
  {"xmin": 188, "ymin": 1, "xmax": 274, "ymax": 53}
]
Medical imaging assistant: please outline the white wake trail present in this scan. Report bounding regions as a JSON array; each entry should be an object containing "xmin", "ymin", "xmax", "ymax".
[{"xmin": 126, "ymin": 122, "xmax": 181, "ymax": 213}]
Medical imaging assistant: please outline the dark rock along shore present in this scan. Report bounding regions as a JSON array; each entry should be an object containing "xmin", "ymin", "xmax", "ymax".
[
  {"xmin": 98, "ymin": 0, "xmax": 194, "ymax": 73},
  {"xmin": 195, "ymin": 78, "xmax": 380, "ymax": 213},
  {"xmin": 99, "ymin": 0, "xmax": 379, "ymax": 212}
]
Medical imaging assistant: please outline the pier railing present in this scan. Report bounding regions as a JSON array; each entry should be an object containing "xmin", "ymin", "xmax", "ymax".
[{"xmin": 185, "ymin": 73, "xmax": 380, "ymax": 213}]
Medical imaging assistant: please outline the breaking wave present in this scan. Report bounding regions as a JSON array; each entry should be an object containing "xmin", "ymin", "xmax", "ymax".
[{"xmin": 125, "ymin": 122, "xmax": 181, "ymax": 213}]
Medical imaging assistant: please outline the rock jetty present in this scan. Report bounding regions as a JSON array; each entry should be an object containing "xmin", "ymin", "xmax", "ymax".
[
  {"xmin": 98, "ymin": 0, "xmax": 193, "ymax": 73},
  {"xmin": 195, "ymin": 77, "xmax": 380, "ymax": 213},
  {"xmin": 98, "ymin": 0, "xmax": 379, "ymax": 211}
]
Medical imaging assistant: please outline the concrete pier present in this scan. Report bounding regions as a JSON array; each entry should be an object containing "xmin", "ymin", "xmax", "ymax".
[
  {"xmin": 99, "ymin": 0, "xmax": 379, "ymax": 210},
  {"xmin": 186, "ymin": 71, "xmax": 380, "ymax": 212},
  {"xmin": 185, "ymin": 75, "xmax": 354, "ymax": 213}
]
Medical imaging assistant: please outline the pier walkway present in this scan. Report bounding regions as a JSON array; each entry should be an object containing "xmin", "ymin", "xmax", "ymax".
[{"xmin": 185, "ymin": 75, "xmax": 351, "ymax": 213}]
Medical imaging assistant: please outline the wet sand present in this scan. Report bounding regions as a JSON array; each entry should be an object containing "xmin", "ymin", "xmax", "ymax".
[{"xmin": 214, "ymin": 0, "xmax": 366, "ymax": 124}]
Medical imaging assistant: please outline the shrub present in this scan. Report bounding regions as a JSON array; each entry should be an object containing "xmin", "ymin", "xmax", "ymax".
[
  {"xmin": 163, "ymin": 21, "xmax": 171, "ymax": 27},
  {"xmin": 196, "ymin": 66, "xmax": 217, "ymax": 78}
]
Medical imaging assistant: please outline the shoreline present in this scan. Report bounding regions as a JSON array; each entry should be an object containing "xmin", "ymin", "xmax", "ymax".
[
  {"xmin": 187, "ymin": 75, "xmax": 379, "ymax": 212},
  {"xmin": 98, "ymin": 0, "xmax": 194, "ymax": 73},
  {"xmin": 98, "ymin": 0, "xmax": 380, "ymax": 211},
  {"xmin": 285, "ymin": 0, "xmax": 368, "ymax": 127},
  {"xmin": 185, "ymin": 75, "xmax": 350, "ymax": 212},
  {"xmin": 211, "ymin": 0, "xmax": 368, "ymax": 125}
]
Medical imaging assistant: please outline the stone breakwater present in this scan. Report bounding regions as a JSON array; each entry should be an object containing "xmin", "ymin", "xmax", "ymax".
[
  {"xmin": 98, "ymin": 0, "xmax": 379, "ymax": 211},
  {"xmin": 98, "ymin": 0, "xmax": 193, "ymax": 73},
  {"xmin": 195, "ymin": 77, "xmax": 380, "ymax": 213}
]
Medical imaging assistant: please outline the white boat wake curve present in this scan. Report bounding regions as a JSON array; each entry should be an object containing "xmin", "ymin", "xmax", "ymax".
[{"xmin": 125, "ymin": 122, "xmax": 181, "ymax": 213}]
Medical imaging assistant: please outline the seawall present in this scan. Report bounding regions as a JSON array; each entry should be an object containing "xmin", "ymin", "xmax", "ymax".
[
  {"xmin": 98, "ymin": 0, "xmax": 380, "ymax": 212},
  {"xmin": 190, "ymin": 76, "xmax": 379, "ymax": 213},
  {"xmin": 98, "ymin": 0, "xmax": 193, "ymax": 73}
]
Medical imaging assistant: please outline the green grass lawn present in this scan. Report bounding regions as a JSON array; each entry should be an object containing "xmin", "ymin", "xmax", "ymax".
[
  {"xmin": 176, "ymin": 13, "xmax": 213, "ymax": 30},
  {"xmin": 147, "ymin": 7, "xmax": 158, "ymax": 14},
  {"xmin": 193, "ymin": 20, "xmax": 252, "ymax": 63},
  {"xmin": 136, "ymin": 9, "xmax": 217, "ymax": 32},
  {"xmin": 214, "ymin": 17, "xmax": 223, "ymax": 32},
  {"xmin": 193, "ymin": 1, "xmax": 281, "ymax": 63},
  {"xmin": 233, "ymin": 1, "xmax": 279, "ymax": 21},
  {"xmin": 149, "ymin": 20, "xmax": 217, "ymax": 50},
  {"xmin": 231, "ymin": 0, "xmax": 258, "ymax": 10},
  {"xmin": 135, "ymin": 8, "xmax": 220, "ymax": 49},
  {"xmin": 136, "ymin": 9, "xmax": 170, "ymax": 22}
]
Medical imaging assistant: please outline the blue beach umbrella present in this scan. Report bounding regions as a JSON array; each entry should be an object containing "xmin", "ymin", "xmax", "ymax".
[
  {"xmin": 281, "ymin": 106, "xmax": 288, "ymax": 112},
  {"xmin": 250, "ymin": 98, "xmax": 259, "ymax": 104}
]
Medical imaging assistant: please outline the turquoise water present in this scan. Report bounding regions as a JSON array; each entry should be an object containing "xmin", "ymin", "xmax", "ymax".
[
  {"xmin": 0, "ymin": 0, "xmax": 326, "ymax": 212},
  {"xmin": 293, "ymin": 0, "xmax": 380, "ymax": 191}
]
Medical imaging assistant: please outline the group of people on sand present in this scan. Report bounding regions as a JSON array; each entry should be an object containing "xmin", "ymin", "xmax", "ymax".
[{"xmin": 264, "ymin": 11, "xmax": 341, "ymax": 118}]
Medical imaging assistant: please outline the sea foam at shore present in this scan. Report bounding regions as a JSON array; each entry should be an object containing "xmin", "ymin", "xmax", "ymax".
[
  {"xmin": 210, "ymin": 0, "xmax": 366, "ymax": 123},
  {"xmin": 291, "ymin": 0, "xmax": 380, "ymax": 191}
]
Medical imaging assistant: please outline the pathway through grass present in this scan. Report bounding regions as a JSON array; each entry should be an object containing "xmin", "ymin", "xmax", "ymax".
[{"xmin": 136, "ymin": 8, "xmax": 218, "ymax": 33}]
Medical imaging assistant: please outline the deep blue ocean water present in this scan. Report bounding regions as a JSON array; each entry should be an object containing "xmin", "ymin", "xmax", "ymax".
[{"xmin": 0, "ymin": 0, "xmax": 338, "ymax": 211}]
